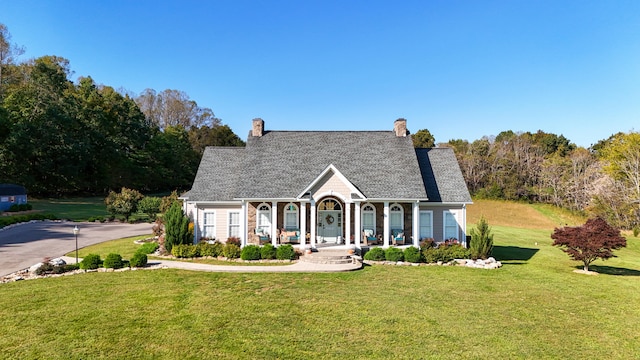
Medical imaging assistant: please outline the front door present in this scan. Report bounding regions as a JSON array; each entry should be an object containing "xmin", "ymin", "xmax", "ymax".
[{"xmin": 318, "ymin": 210, "xmax": 342, "ymax": 243}]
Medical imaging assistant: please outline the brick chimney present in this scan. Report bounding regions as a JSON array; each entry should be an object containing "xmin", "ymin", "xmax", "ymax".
[
  {"xmin": 252, "ymin": 118, "xmax": 264, "ymax": 137},
  {"xmin": 394, "ymin": 118, "xmax": 407, "ymax": 137}
]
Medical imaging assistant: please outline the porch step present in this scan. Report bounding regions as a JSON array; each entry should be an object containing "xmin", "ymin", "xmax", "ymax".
[{"xmin": 301, "ymin": 249, "xmax": 359, "ymax": 265}]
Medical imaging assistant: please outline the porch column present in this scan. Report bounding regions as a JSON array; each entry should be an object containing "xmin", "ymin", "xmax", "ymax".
[
  {"xmin": 355, "ymin": 201, "xmax": 361, "ymax": 249},
  {"xmin": 345, "ymin": 201, "xmax": 351, "ymax": 246},
  {"xmin": 413, "ymin": 201, "xmax": 420, "ymax": 247},
  {"xmin": 193, "ymin": 204, "xmax": 199, "ymax": 244},
  {"xmin": 300, "ymin": 202, "xmax": 307, "ymax": 247},
  {"xmin": 310, "ymin": 198, "xmax": 316, "ymax": 248},
  {"xmin": 241, "ymin": 201, "xmax": 247, "ymax": 247},
  {"xmin": 383, "ymin": 201, "xmax": 390, "ymax": 247},
  {"xmin": 271, "ymin": 201, "xmax": 278, "ymax": 246}
]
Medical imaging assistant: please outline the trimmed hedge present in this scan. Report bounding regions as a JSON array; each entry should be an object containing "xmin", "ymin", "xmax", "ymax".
[
  {"xmin": 223, "ymin": 243, "xmax": 241, "ymax": 259},
  {"xmin": 276, "ymin": 244, "xmax": 296, "ymax": 260},
  {"xmin": 137, "ymin": 242, "xmax": 159, "ymax": 255},
  {"xmin": 197, "ymin": 241, "xmax": 222, "ymax": 257},
  {"xmin": 403, "ymin": 246, "xmax": 422, "ymax": 263},
  {"xmin": 103, "ymin": 253, "xmax": 124, "ymax": 269},
  {"xmin": 385, "ymin": 247, "xmax": 404, "ymax": 262},
  {"xmin": 130, "ymin": 252, "xmax": 148, "ymax": 267},
  {"xmin": 172, "ymin": 244, "xmax": 198, "ymax": 258},
  {"xmin": 79, "ymin": 254, "xmax": 102, "ymax": 270},
  {"xmin": 364, "ymin": 247, "xmax": 385, "ymax": 261},
  {"xmin": 423, "ymin": 244, "xmax": 470, "ymax": 263},
  {"xmin": 260, "ymin": 243, "xmax": 277, "ymax": 260},
  {"xmin": 241, "ymin": 245, "xmax": 262, "ymax": 260}
]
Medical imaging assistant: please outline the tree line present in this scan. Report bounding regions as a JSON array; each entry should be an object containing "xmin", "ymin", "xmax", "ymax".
[
  {"xmin": 413, "ymin": 128, "xmax": 640, "ymax": 231},
  {"xmin": 0, "ymin": 24, "xmax": 244, "ymax": 196}
]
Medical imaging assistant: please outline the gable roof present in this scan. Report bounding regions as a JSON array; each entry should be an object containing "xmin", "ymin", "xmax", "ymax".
[
  {"xmin": 236, "ymin": 131, "xmax": 428, "ymax": 200},
  {"xmin": 415, "ymin": 148, "xmax": 472, "ymax": 203},
  {"xmin": 184, "ymin": 128, "xmax": 471, "ymax": 204},
  {"xmin": 0, "ymin": 184, "xmax": 27, "ymax": 196}
]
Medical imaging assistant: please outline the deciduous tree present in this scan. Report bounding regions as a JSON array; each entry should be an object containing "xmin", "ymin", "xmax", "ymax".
[
  {"xmin": 551, "ymin": 217, "xmax": 626, "ymax": 272},
  {"xmin": 104, "ymin": 187, "xmax": 144, "ymax": 222}
]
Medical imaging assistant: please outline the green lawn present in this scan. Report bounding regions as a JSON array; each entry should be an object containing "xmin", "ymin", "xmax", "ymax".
[
  {"xmin": 1, "ymin": 201, "xmax": 639, "ymax": 359},
  {"xmin": 30, "ymin": 197, "xmax": 151, "ymax": 222}
]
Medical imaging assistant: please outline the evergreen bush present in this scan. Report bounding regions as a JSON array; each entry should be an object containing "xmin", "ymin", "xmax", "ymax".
[
  {"xmin": 172, "ymin": 244, "xmax": 197, "ymax": 258},
  {"xmin": 403, "ymin": 246, "xmax": 422, "ymax": 263},
  {"xmin": 363, "ymin": 247, "xmax": 386, "ymax": 261},
  {"xmin": 164, "ymin": 202, "xmax": 190, "ymax": 253},
  {"xmin": 260, "ymin": 243, "xmax": 277, "ymax": 259},
  {"xmin": 129, "ymin": 252, "xmax": 148, "ymax": 267},
  {"xmin": 469, "ymin": 216, "xmax": 494, "ymax": 260},
  {"xmin": 276, "ymin": 244, "xmax": 296, "ymax": 260},
  {"xmin": 223, "ymin": 243, "xmax": 241, "ymax": 259},
  {"xmin": 137, "ymin": 242, "xmax": 159, "ymax": 255},
  {"xmin": 79, "ymin": 254, "xmax": 102, "ymax": 270},
  {"xmin": 241, "ymin": 245, "xmax": 262, "ymax": 260},
  {"xmin": 103, "ymin": 253, "xmax": 124, "ymax": 269},
  {"xmin": 385, "ymin": 247, "xmax": 404, "ymax": 262}
]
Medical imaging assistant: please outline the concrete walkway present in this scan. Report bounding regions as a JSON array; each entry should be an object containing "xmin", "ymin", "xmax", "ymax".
[{"xmin": 59, "ymin": 256, "xmax": 362, "ymax": 273}]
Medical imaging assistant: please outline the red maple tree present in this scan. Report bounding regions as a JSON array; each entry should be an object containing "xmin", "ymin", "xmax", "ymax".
[{"xmin": 551, "ymin": 217, "xmax": 627, "ymax": 272}]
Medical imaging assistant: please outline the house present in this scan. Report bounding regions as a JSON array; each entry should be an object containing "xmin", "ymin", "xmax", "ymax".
[
  {"xmin": 181, "ymin": 119, "xmax": 472, "ymax": 249},
  {"xmin": 0, "ymin": 184, "xmax": 28, "ymax": 212}
]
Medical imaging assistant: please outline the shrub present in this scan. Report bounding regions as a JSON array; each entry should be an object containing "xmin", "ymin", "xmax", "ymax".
[
  {"xmin": 419, "ymin": 238, "xmax": 436, "ymax": 250},
  {"xmin": 137, "ymin": 242, "xmax": 159, "ymax": 255},
  {"xmin": 403, "ymin": 246, "xmax": 422, "ymax": 263},
  {"xmin": 103, "ymin": 253, "xmax": 124, "ymax": 269},
  {"xmin": 35, "ymin": 263, "xmax": 79, "ymax": 275},
  {"xmin": 129, "ymin": 252, "xmax": 148, "ymax": 267},
  {"xmin": 385, "ymin": 247, "xmax": 404, "ymax": 262},
  {"xmin": 79, "ymin": 254, "xmax": 102, "ymax": 270},
  {"xmin": 261, "ymin": 243, "xmax": 277, "ymax": 259},
  {"xmin": 0, "ymin": 213, "xmax": 57, "ymax": 229},
  {"xmin": 223, "ymin": 243, "xmax": 241, "ymax": 259},
  {"xmin": 469, "ymin": 216, "xmax": 494, "ymax": 259},
  {"xmin": 172, "ymin": 244, "xmax": 198, "ymax": 258},
  {"xmin": 423, "ymin": 244, "xmax": 470, "ymax": 263},
  {"xmin": 198, "ymin": 241, "xmax": 222, "ymax": 257},
  {"xmin": 634, "ymin": 226, "xmax": 639, "ymax": 238},
  {"xmin": 227, "ymin": 237, "xmax": 241, "ymax": 246},
  {"xmin": 241, "ymin": 245, "xmax": 262, "ymax": 260},
  {"xmin": 164, "ymin": 202, "xmax": 190, "ymax": 253},
  {"xmin": 364, "ymin": 247, "xmax": 386, "ymax": 261},
  {"xmin": 276, "ymin": 244, "xmax": 296, "ymax": 260}
]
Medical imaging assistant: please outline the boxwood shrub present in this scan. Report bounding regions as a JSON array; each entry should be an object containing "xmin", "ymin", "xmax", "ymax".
[
  {"xmin": 403, "ymin": 246, "xmax": 422, "ymax": 263},
  {"xmin": 79, "ymin": 253, "xmax": 102, "ymax": 270},
  {"xmin": 261, "ymin": 243, "xmax": 277, "ymax": 259},
  {"xmin": 385, "ymin": 247, "xmax": 404, "ymax": 262},
  {"xmin": 363, "ymin": 247, "xmax": 385, "ymax": 261},
  {"xmin": 137, "ymin": 242, "xmax": 159, "ymax": 255},
  {"xmin": 241, "ymin": 245, "xmax": 262, "ymax": 260},
  {"xmin": 423, "ymin": 244, "xmax": 470, "ymax": 263},
  {"xmin": 276, "ymin": 244, "xmax": 296, "ymax": 260},
  {"xmin": 103, "ymin": 253, "xmax": 124, "ymax": 269},
  {"xmin": 129, "ymin": 252, "xmax": 148, "ymax": 267}
]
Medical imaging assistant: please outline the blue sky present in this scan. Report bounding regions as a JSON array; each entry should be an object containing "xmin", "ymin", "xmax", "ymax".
[{"xmin": 3, "ymin": 0, "xmax": 639, "ymax": 147}]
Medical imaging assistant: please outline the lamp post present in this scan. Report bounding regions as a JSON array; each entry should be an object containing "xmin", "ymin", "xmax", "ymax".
[{"xmin": 73, "ymin": 225, "xmax": 79, "ymax": 264}]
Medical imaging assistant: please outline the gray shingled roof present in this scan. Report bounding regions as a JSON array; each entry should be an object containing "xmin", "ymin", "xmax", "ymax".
[
  {"xmin": 182, "ymin": 147, "xmax": 246, "ymax": 201},
  {"xmin": 415, "ymin": 148, "xmax": 472, "ymax": 203},
  {"xmin": 184, "ymin": 131, "xmax": 471, "ymax": 204}
]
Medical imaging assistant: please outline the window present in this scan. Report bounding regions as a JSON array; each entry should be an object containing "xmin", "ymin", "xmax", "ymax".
[
  {"xmin": 419, "ymin": 210, "xmax": 433, "ymax": 239},
  {"xmin": 389, "ymin": 204, "xmax": 403, "ymax": 230},
  {"xmin": 284, "ymin": 203, "xmax": 298, "ymax": 229},
  {"xmin": 361, "ymin": 203, "xmax": 376, "ymax": 232},
  {"xmin": 256, "ymin": 203, "xmax": 271, "ymax": 234},
  {"xmin": 228, "ymin": 211, "xmax": 240, "ymax": 238},
  {"xmin": 444, "ymin": 211, "xmax": 459, "ymax": 240},
  {"xmin": 203, "ymin": 211, "xmax": 216, "ymax": 239}
]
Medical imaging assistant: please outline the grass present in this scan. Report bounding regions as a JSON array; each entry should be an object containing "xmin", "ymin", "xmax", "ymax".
[
  {"xmin": 1, "ymin": 199, "xmax": 639, "ymax": 359},
  {"xmin": 30, "ymin": 197, "xmax": 151, "ymax": 222}
]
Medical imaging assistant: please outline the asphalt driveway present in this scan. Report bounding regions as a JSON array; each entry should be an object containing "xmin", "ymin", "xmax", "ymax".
[{"xmin": 0, "ymin": 221, "xmax": 152, "ymax": 277}]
